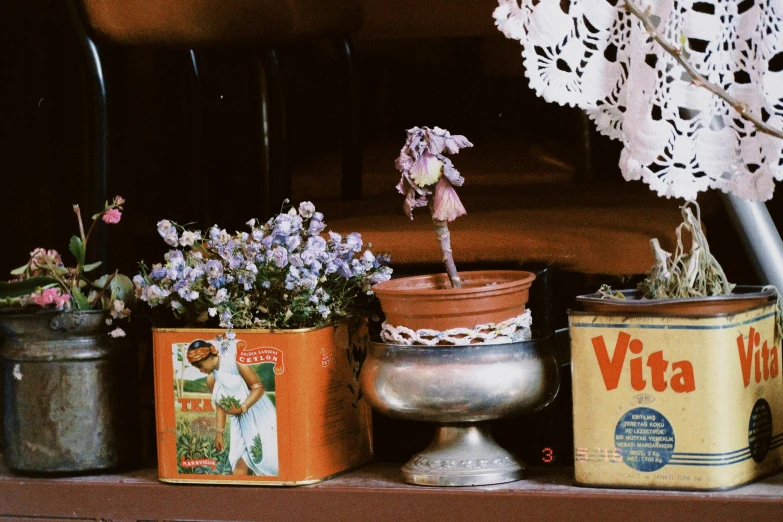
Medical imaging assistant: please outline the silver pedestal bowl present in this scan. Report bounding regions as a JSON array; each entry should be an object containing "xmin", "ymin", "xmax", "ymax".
[{"xmin": 360, "ymin": 336, "xmax": 560, "ymax": 486}]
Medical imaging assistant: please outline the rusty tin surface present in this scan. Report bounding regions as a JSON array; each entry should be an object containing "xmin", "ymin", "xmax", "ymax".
[
  {"xmin": 153, "ymin": 322, "xmax": 372, "ymax": 485},
  {"xmin": 569, "ymin": 302, "xmax": 783, "ymax": 490},
  {"xmin": 1, "ymin": 309, "xmax": 139, "ymax": 473}
]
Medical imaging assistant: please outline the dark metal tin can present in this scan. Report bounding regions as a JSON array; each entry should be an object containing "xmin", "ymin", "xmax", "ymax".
[{"xmin": 1, "ymin": 309, "xmax": 139, "ymax": 473}]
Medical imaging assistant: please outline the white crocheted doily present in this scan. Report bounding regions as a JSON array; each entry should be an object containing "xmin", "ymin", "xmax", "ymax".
[
  {"xmin": 380, "ymin": 310, "xmax": 532, "ymax": 346},
  {"xmin": 494, "ymin": 0, "xmax": 783, "ymax": 201}
]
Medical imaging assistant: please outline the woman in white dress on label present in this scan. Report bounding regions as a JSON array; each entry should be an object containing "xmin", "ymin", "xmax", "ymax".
[{"xmin": 187, "ymin": 340, "xmax": 279, "ymax": 476}]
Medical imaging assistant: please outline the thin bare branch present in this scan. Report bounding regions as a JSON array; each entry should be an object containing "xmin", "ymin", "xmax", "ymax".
[{"xmin": 624, "ymin": 0, "xmax": 783, "ymax": 140}]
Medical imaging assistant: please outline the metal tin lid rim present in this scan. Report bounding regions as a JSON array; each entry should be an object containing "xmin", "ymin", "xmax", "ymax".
[
  {"xmin": 567, "ymin": 299, "xmax": 776, "ymax": 319},
  {"xmin": 575, "ymin": 285, "xmax": 776, "ymax": 306},
  {"xmin": 152, "ymin": 321, "xmax": 344, "ymax": 334}
]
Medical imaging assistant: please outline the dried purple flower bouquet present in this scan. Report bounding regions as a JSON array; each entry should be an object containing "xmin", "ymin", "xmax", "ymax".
[{"xmin": 134, "ymin": 201, "xmax": 392, "ymax": 330}]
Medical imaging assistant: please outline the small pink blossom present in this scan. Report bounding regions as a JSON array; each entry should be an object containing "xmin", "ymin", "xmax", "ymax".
[
  {"xmin": 30, "ymin": 288, "xmax": 70, "ymax": 308},
  {"xmin": 30, "ymin": 289, "xmax": 55, "ymax": 306},
  {"xmin": 112, "ymin": 195, "xmax": 125, "ymax": 206},
  {"xmin": 102, "ymin": 208, "xmax": 122, "ymax": 224},
  {"xmin": 30, "ymin": 248, "xmax": 62, "ymax": 270},
  {"xmin": 53, "ymin": 293, "xmax": 71, "ymax": 308}
]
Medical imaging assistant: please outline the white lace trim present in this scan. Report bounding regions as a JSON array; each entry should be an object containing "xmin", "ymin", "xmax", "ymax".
[
  {"xmin": 494, "ymin": 0, "xmax": 783, "ymax": 201},
  {"xmin": 380, "ymin": 310, "xmax": 532, "ymax": 346}
]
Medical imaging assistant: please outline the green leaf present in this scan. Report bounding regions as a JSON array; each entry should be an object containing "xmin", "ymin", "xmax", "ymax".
[
  {"xmin": 69, "ymin": 235, "xmax": 86, "ymax": 267},
  {"xmin": 82, "ymin": 261, "xmax": 102, "ymax": 273},
  {"xmin": 71, "ymin": 287, "xmax": 91, "ymax": 310},
  {"xmin": 9, "ymin": 264, "xmax": 29, "ymax": 276},
  {"xmin": 0, "ymin": 277, "xmax": 59, "ymax": 298},
  {"xmin": 93, "ymin": 274, "xmax": 110, "ymax": 290},
  {"xmin": 94, "ymin": 273, "xmax": 136, "ymax": 309}
]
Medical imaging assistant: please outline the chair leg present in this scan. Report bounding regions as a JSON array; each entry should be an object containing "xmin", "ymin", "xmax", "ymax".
[
  {"xmin": 64, "ymin": 0, "xmax": 108, "ymax": 267},
  {"xmin": 259, "ymin": 48, "xmax": 290, "ymax": 218},
  {"xmin": 334, "ymin": 37, "xmax": 362, "ymax": 200}
]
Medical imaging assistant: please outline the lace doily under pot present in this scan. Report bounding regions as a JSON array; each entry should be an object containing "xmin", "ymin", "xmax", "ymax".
[
  {"xmin": 380, "ymin": 310, "xmax": 532, "ymax": 346},
  {"xmin": 494, "ymin": 0, "xmax": 783, "ymax": 201}
]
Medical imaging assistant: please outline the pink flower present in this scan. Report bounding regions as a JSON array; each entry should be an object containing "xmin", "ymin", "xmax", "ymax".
[
  {"xmin": 30, "ymin": 288, "xmax": 57, "ymax": 307},
  {"xmin": 30, "ymin": 248, "xmax": 62, "ymax": 270},
  {"xmin": 112, "ymin": 195, "xmax": 125, "ymax": 206},
  {"xmin": 102, "ymin": 208, "xmax": 122, "ymax": 224},
  {"xmin": 431, "ymin": 177, "xmax": 467, "ymax": 223},
  {"xmin": 53, "ymin": 293, "xmax": 71, "ymax": 308},
  {"xmin": 29, "ymin": 288, "xmax": 71, "ymax": 308}
]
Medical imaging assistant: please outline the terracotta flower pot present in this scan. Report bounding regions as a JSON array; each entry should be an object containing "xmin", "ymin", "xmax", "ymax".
[
  {"xmin": 372, "ymin": 270, "xmax": 536, "ymax": 332},
  {"xmin": 576, "ymin": 285, "xmax": 776, "ymax": 316}
]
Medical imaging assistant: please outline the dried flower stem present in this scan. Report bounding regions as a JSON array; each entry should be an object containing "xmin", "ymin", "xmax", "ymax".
[
  {"xmin": 430, "ymin": 203, "xmax": 461, "ymax": 289},
  {"xmin": 624, "ymin": 0, "xmax": 783, "ymax": 140},
  {"xmin": 638, "ymin": 201, "xmax": 734, "ymax": 298}
]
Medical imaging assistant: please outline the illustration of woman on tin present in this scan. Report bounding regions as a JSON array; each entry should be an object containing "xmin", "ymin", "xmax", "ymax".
[{"xmin": 187, "ymin": 339, "xmax": 279, "ymax": 476}]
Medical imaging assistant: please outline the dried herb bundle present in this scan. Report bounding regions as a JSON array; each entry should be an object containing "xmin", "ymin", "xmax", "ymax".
[
  {"xmin": 218, "ymin": 395, "xmax": 241, "ymax": 411},
  {"xmin": 638, "ymin": 202, "xmax": 733, "ymax": 300}
]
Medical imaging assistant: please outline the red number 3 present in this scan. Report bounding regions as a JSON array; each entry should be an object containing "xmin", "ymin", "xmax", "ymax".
[{"xmin": 541, "ymin": 447, "xmax": 554, "ymax": 463}]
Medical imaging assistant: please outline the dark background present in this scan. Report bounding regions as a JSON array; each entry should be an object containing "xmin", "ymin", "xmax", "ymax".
[
  {"xmin": 1, "ymin": 1, "xmax": 772, "ymax": 287},
  {"xmin": 1, "ymin": 0, "xmax": 623, "ymax": 280}
]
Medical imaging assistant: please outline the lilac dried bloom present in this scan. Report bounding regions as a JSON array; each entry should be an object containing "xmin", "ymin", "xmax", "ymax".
[
  {"xmin": 345, "ymin": 232, "xmax": 363, "ymax": 253},
  {"xmin": 157, "ymin": 219, "xmax": 176, "ymax": 238},
  {"xmin": 306, "ymin": 235, "xmax": 327, "ymax": 252},
  {"xmin": 269, "ymin": 246, "xmax": 288, "ymax": 268},
  {"xmin": 298, "ymin": 201, "xmax": 316, "ymax": 219},
  {"xmin": 395, "ymin": 126, "xmax": 472, "ymax": 222},
  {"xmin": 286, "ymin": 235, "xmax": 302, "ymax": 252},
  {"xmin": 205, "ymin": 259, "xmax": 223, "ymax": 280},
  {"xmin": 228, "ymin": 255, "xmax": 244, "ymax": 270},
  {"xmin": 213, "ymin": 288, "xmax": 228, "ymax": 304},
  {"xmin": 179, "ymin": 230, "xmax": 201, "ymax": 247},
  {"xmin": 308, "ymin": 212, "xmax": 326, "ymax": 235},
  {"xmin": 150, "ymin": 264, "xmax": 167, "ymax": 280}
]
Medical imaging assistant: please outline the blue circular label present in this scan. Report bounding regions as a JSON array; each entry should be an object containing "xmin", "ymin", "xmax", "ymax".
[
  {"xmin": 614, "ymin": 407, "xmax": 675, "ymax": 472},
  {"xmin": 749, "ymin": 398, "xmax": 772, "ymax": 463}
]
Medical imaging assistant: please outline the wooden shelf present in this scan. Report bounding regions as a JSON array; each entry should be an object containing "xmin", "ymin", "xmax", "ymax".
[{"xmin": 3, "ymin": 462, "xmax": 783, "ymax": 521}]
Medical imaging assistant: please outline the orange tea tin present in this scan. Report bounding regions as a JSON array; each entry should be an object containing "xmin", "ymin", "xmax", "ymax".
[{"xmin": 153, "ymin": 322, "xmax": 372, "ymax": 485}]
